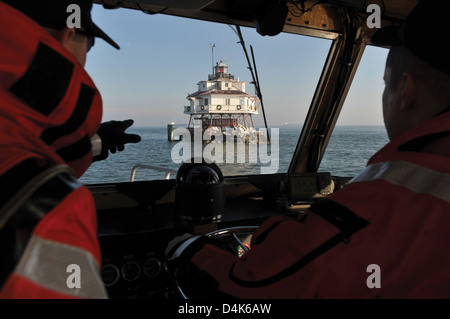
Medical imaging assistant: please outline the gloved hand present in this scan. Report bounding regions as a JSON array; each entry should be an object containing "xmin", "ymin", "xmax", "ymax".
[{"xmin": 92, "ymin": 119, "xmax": 141, "ymax": 161}]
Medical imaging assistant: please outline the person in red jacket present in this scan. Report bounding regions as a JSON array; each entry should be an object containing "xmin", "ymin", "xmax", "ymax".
[
  {"xmin": 0, "ymin": 0, "xmax": 138, "ymax": 298},
  {"xmin": 166, "ymin": 0, "xmax": 450, "ymax": 298}
]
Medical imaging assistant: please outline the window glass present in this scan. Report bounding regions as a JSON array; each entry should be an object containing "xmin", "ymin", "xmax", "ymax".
[
  {"xmin": 319, "ymin": 46, "xmax": 390, "ymax": 177},
  {"xmin": 80, "ymin": 7, "xmax": 331, "ymax": 184}
]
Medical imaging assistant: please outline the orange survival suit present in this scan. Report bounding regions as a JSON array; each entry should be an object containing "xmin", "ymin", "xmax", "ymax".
[
  {"xmin": 0, "ymin": 2, "xmax": 107, "ymax": 298},
  {"xmin": 171, "ymin": 109, "xmax": 450, "ymax": 299}
]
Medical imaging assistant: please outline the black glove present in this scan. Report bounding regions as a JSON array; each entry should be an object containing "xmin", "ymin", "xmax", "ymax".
[{"xmin": 93, "ymin": 119, "xmax": 141, "ymax": 161}]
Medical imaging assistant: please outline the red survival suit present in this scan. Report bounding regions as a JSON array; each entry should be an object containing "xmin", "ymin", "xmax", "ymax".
[
  {"xmin": 171, "ymin": 110, "xmax": 450, "ymax": 299},
  {"xmin": 0, "ymin": 2, "xmax": 107, "ymax": 298}
]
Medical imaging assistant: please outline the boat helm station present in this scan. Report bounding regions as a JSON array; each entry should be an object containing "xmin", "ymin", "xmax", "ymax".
[{"xmin": 86, "ymin": 0, "xmax": 418, "ymax": 298}]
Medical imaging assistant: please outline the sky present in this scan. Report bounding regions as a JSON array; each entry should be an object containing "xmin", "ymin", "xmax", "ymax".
[{"xmin": 85, "ymin": 4, "xmax": 389, "ymax": 127}]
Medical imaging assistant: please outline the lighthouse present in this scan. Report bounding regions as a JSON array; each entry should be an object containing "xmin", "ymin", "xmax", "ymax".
[{"xmin": 183, "ymin": 60, "xmax": 260, "ymax": 141}]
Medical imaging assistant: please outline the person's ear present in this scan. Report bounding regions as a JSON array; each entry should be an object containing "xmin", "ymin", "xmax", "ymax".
[
  {"xmin": 55, "ymin": 27, "xmax": 76, "ymax": 47},
  {"xmin": 398, "ymin": 72, "xmax": 416, "ymax": 111}
]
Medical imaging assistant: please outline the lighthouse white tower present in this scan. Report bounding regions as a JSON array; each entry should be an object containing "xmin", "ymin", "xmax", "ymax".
[{"xmin": 184, "ymin": 60, "xmax": 259, "ymax": 138}]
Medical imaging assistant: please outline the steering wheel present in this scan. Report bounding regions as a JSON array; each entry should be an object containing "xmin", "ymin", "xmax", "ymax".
[{"xmin": 176, "ymin": 226, "xmax": 259, "ymax": 299}]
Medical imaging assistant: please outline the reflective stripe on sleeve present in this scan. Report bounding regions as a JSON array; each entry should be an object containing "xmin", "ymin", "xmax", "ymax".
[
  {"xmin": 14, "ymin": 235, "xmax": 107, "ymax": 299},
  {"xmin": 350, "ymin": 160, "xmax": 450, "ymax": 204}
]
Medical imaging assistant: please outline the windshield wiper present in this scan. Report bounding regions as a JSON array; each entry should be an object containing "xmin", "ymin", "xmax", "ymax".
[{"xmin": 230, "ymin": 25, "xmax": 271, "ymax": 144}]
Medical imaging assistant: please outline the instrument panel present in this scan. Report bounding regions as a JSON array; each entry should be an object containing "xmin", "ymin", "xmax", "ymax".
[
  {"xmin": 93, "ymin": 172, "xmax": 342, "ymax": 298},
  {"xmin": 99, "ymin": 233, "xmax": 172, "ymax": 299}
]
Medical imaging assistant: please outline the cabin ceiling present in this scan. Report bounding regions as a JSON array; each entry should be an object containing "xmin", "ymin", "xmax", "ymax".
[{"xmin": 94, "ymin": 0, "xmax": 419, "ymax": 43}]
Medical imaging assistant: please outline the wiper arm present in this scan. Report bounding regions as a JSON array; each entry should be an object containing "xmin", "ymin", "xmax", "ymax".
[{"xmin": 231, "ymin": 25, "xmax": 271, "ymax": 144}]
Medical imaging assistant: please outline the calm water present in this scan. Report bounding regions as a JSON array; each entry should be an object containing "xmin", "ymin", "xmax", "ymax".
[{"xmin": 80, "ymin": 125, "xmax": 389, "ymax": 184}]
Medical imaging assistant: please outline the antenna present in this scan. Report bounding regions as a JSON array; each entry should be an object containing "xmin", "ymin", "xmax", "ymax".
[{"xmin": 209, "ymin": 43, "xmax": 216, "ymax": 74}]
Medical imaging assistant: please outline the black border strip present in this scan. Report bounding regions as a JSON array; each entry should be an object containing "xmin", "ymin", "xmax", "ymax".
[
  {"xmin": 41, "ymin": 84, "xmax": 96, "ymax": 145},
  {"xmin": 56, "ymin": 135, "xmax": 92, "ymax": 162},
  {"xmin": 9, "ymin": 42, "xmax": 74, "ymax": 116}
]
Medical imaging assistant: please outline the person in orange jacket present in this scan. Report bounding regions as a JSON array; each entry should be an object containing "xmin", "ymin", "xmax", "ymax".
[
  {"xmin": 0, "ymin": 0, "xmax": 139, "ymax": 298},
  {"xmin": 166, "ymin": 0, "xmax": 450, "ymax": 298}
]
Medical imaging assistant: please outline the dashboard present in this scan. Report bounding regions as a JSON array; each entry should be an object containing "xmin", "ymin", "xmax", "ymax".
[{"xmin": 91, "ymin": 171, "xmax": 346, "ymax": 299}]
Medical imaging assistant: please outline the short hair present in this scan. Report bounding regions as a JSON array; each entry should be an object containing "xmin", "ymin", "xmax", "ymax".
[
  {"xmin": 386, "ymin": 46, "xmax": 450, "ymax": 106},
  {"xmin": 43, "ymin": 27, "xmax": 86, "ymax": 44}
]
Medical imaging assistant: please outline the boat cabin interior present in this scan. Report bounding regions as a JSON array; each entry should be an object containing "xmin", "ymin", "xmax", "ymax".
[{"xmin": 89, "ymin": 0, "xmax": 418, "ymax": 298}]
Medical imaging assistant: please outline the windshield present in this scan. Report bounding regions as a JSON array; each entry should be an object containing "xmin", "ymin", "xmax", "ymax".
[
  {"xmin": 319, "ymin": 46, "xmax": 389, "ymax": 177},
  {"xmin": 79, "ymin": 7, "xmax": 332, "ymax": 184}
]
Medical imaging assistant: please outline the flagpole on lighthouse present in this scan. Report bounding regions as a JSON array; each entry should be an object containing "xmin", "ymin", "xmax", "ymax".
[{"xmin": 210, "ymin": 43, "xmax": 215, "ymax": 74}]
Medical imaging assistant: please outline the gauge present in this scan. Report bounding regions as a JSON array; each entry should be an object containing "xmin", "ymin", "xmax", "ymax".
[
  {"xmin": 143, "ymin": 258, "xmax": 162, "ymax": 278},
  {"xmin": 235, "ymin": 233, "xmax": 252, "ymax": 258},
  {"xmin": 101, "ymin": 264, "xmax": 120, "ymax": 287},
  {"xmin": 121, "ymin": 261, "xmax": 140, "ymax": 281},
  {"xmin": 237, "ymin": 243, "xmax": 251, "ymax": 258}
]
